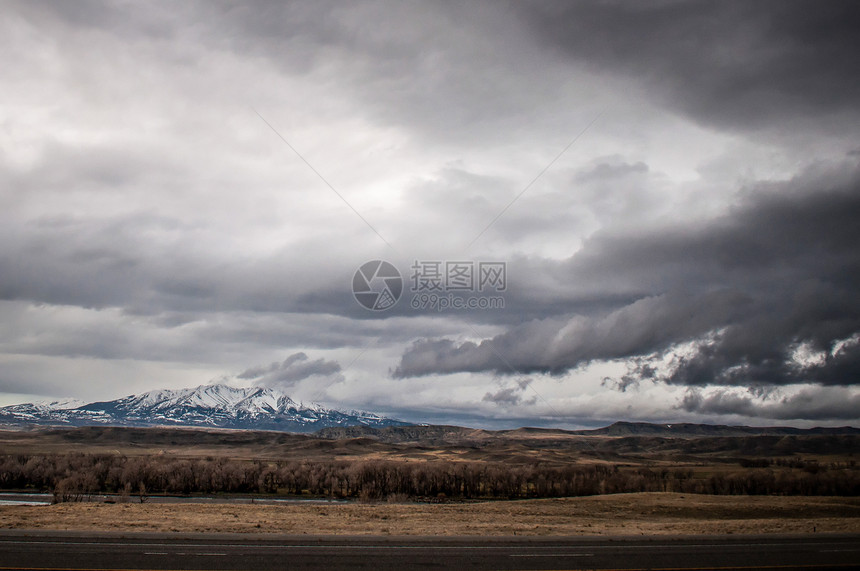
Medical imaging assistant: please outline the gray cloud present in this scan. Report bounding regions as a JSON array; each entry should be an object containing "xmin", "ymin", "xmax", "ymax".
[
  {"xmin": 237, "ymin": 352, "xmax": 342, "ymax": 390},
  {"xmin": 679, "ymin": 387, "xmax": 860, "ymax": 422},
  {"xmin": 396, "ymin": 162, "xmax": 860, "ymax": 388},
  {"xmin": 575, "ymin": 161, "xmax": 649, "ymax": 183},
  {"xmin": 1, "ymin": 1, "xmax": 857, "ymax": 426},
  {"xmin": 482, "ymin": 378, "xmax": 535, "ymax": 406},
  {"xmin": 396, "ymin": 290, "xmax": 751, "ymax": 377},
  {"xmin": 521, "ymin": 0, "xmax": 860, "ymax": 135}
]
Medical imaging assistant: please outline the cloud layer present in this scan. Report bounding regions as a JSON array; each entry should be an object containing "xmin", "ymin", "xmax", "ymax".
[
  {"xmin": 396, "ymin": 163, "xmax": 860, "ymax": 390},
  {"xmin": 1, "ymin": 1, "xmax": 857, "ymax": 426}
]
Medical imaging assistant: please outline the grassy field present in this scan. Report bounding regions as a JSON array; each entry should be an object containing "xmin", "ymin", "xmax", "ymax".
[
  {"xmin": 1, "ymin": 426, "xmax": 857, "ymax": 535},
  {"xmin": 1, "ymin": 493, "xmax": 858, "ymax": 535}
]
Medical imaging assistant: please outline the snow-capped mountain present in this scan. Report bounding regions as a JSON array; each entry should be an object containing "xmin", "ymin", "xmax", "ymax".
[{"xmin": 0, "ymin": 384, "xmax": 411, "ymax": 432}]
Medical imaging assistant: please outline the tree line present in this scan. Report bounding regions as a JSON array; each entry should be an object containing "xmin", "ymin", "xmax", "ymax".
[{"xmin": 0, "ymin": 453, "xmax": 857, "ymax": 502}]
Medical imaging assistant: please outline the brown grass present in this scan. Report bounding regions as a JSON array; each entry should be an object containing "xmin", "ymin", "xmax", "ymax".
[{"xmin": 1, "ymin": 493, "xmax": 858, "ymax": 536}]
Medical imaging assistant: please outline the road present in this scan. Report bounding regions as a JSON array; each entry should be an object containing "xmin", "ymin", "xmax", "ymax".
[{"xmin": 0, "ymin": 530, "xmax": 857, "ymax": 570}]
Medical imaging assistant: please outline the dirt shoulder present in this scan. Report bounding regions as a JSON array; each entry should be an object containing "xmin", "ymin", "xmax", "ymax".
[{"xmin": 1, "ymin": 493, "xmax": 858, "ymax": 536}]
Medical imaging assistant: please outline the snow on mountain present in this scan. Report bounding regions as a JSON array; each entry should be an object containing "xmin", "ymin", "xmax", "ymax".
[
  {"xmin": 3, "ymin": 397, "xmax": 86, "ymax": 416},
  {"xmin": 35, "ymin": 397, "xmax": 87, "ymax": 410},
  {"xmin": 0, "ymin": 384, "xmax": 410, "ymax": 433}
]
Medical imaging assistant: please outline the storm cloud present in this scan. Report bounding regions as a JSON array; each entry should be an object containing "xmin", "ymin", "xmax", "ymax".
[
  {"xmin": 1, "ymin": 1, "xmax": 857, "ymax": 426},
  {"xmin": 521, "ymin": 0, "xmax": 860, "ymax": 134},
  {"xmin": 396, "ymin": 162, "xmax": 860, "ymax": 389},
  {"xmin": 679, "ymin": 386, "xmax": 860, "ymax": 422}
]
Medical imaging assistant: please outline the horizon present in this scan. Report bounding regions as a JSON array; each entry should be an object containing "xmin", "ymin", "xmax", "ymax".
[
  {"xmin": 2, "ymin": 381, "xmax": 858, "ymax": 432},
  {"xmin": 1, "ymin": 1, "xmax": 858, "ymax": 431}
]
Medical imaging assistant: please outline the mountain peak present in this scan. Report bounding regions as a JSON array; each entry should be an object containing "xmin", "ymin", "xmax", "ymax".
[{"xmin": 0, "ymin": 384, "xmax": 410, "ymax": 433}]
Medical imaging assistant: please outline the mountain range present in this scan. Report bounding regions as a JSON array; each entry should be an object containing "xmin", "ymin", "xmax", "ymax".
[
  {"xmin": 2, "ymin": 385, "xmax": 856, "ymax": 437},
  {"xmin": 0, "ymin": 384, "xmax": 410, "ymax": 432}
]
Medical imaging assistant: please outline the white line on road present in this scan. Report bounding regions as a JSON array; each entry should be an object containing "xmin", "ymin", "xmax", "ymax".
[
  {"xmin": 510, "ymin": 553, "xmax": 593, "ymax": 557},
  {"xmin": 144, "ymin": 552, "xmax": 226, "ymax": 556},
  {"xmin": 821, "ymin": 549, "xmax": 860, "ymax": 552}
]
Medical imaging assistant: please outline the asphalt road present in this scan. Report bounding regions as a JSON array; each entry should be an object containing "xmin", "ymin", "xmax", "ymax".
[{"xmin": 0, "ymin": 530, "xmax": 857, "ymax": 570}]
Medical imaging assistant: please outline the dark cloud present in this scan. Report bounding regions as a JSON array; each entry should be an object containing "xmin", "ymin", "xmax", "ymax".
[
  {"xmin": 237, "ymin": 352, "xmax": 342, "ymax": 390},
  {"xmin": 482, "ymin": 387, "xmax": 522, "ymax": 405},
  {"xmin": 680, "ymin": 387, "xmax": 860, "ymax": 421},
  {"xmin": 395, "ymin": 289, "xmax": 752, "ymax": 377},
  {"xmin": 521, "ymin": 0, "xmax": 860, "ymax": 134},
  {"xmin": 482, "ymin": 378, "xmax": 535, "ymax": 406},
  {"xmin": 396, "ymin": 162, "xmax": 860, "ymax": 387}
]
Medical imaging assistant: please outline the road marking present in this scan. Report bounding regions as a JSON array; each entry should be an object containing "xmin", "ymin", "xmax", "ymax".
[
  {"xmin": 145, "ymin": 552, "xmax": 226, "ymax": 556},
  {"xmin": 510, "ymin": 552, "xmax": 593, "ymax": 557}
]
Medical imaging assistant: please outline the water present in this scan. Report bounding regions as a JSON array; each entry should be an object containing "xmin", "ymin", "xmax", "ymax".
[{"xmin": 0, "ymin": 492, "xmax": 348, "ymax": 506}]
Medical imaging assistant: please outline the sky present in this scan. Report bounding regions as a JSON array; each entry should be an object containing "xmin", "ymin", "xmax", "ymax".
[{"xmin": 1, "ymin": 0, "xmax": 858, "ymax": 429}]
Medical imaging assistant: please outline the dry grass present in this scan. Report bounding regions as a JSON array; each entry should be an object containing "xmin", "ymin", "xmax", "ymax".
[{"xmin": 1, "ymin": 493, "xmax": 858, "ymax": 536}]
